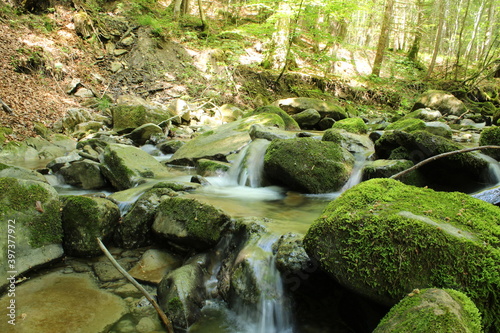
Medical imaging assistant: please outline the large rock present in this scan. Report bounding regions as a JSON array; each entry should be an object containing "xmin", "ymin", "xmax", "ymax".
[
  {"xmin": 111, "ymin": 98, "xmax": 173, "ymax": 131},
  {"xmin": 274, "ymin": 97, "xmax": 347, "ymax": 120},
  {"xmin": 323, "ymin": 129, "xmax": 374, "ymax": 154},
  {"xmin": 249, "ymin": 105, "xmax": 300, "ymax": 130},
  {"xmin": 304, "ymin": 178, "xmax": 500, "ymax": 332},
  {"xmin": 412, "ymin": 90, "xmax": 467, "ymax": 116},
  {"xmin": 100, "ymin": 143, "xmax": 170, "ymax": 190},
  {"xmin": 331, "ymin": 117, "xmax": 368, "ymax": 134},
  {"xmin": 114, "ymin": 188, "xmax": 174, "ymax": 248},
  {"xmin": 374, "ymin": 288, "xmax": 482, "ymax": 333},
  {"xmin": 264, "ymin": 137, "xmax": 354, "ymax": 193},
  {"xmin": 0, "ymin": 272, "xmax": 127, "ymax": 332},
  {"xmin": 273, "ymin": 233, "xmax": 313, "ymax": 276},
  {"xmin": 0, "ymin": 162, "xmax": 47, "ymax": 182},
  {"xmin": 125, "ymin": 123, "xmax": 164, "ymax": 145},
  {"xmin": 362, "ymin": 159, "xmax": 422, "ymax": 185},
  {"xmin": 61, "ymin": 196, "xmax": 120, "ymax": 257},
  {"xmin": 472, "ymin": 184, "xmax": 500, "ymax": 207},
  {"xmin": 157, "ymin": 254, "xmax": 208, "ymax": 330},
  {"xmin": 0, "ymin": 135, "xmax": 76, "ymax": 164},
  {"xmin": 59, "ymin": 160, "xmax": 107, "ymax": 189},
  {"xmin": 0, "ymin": 178, "xmax": 63, "ymax": 289},
  {"xmin": 169, "ymin": 113, "xmax": 285, "ymax": 166},
  {"xmin": 153, "ymin": 197, "xmax": 231, "ymax": 251},
  {"xmin": 291, "ymin": 108, "xmax": 321, "ymax": 128},
  {"xmin": 479, "ymin": 126, "xmax": 500, "ymax": 161},
  {"xmin": 128, "ymin": 249, "xmax": 182, "ymax": 284}
]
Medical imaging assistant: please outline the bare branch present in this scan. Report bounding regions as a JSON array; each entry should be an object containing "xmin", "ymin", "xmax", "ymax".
[
  {"xmin": 390, "ymin": 145, "xmax": 500, "ymax": 180},
  {"xmin": 0, "ymin": 98, "xmax": 15, "ymax": 115}
]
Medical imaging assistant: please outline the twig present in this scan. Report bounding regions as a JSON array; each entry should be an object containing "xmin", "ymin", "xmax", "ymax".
[
  {"xmin": 390, "ymin": 145, "xmax": 500, "ymax": 180},
  {"xmin": 0, "ymin": 98, "xmax": 15, "ymax": 115},
  {"xmin": 96, "ymin": 238, "xmax": 174, "ymax": 333}
]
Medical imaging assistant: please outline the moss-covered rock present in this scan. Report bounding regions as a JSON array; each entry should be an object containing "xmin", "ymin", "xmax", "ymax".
[
  {"xmin": 323, "ymin": 129, "xmax": 374, "ymax": 154},
  {"xmin": 361, "ymin": 159, "xmax": 424, "ymax": 186},
  {"xmin": 0, "ymin": 162, "xmax": 47, "ymax": 182},
  {"xmin": 61, "ymin": 196, "xmax": 120, "ymax": 257},
  {"xmin": 332, "ymin": 117, "xmax": 368, "ymax": 134},
  {"xmin": 169, "ymin": 113, "xmax": 285, "ymax": 166},
  {"xmin": 124, "ymin": 123, "xmax": 164, "ymax": 145},
  {"xmin": 385, "ymin": 118, "xmax": 426, "ymax": 133},
  {"xmin": 0, "ymin": 177, "xmax": 63, "ymax": 288},
  {"xmin": 196, "ymin": 158, "xmax": 230, "ymax": 176},
  {"xmin": 374, "ymin": 288, "xmax": 482, "ymax": 333},
  {"xmin": 153, "ymin": 197, "xmax": 231, "ymax": 251},
  {"xmin": 111, "ymin": 104, "xmax": 173, "ymax": 131},
  {"xmin": 412, "ymin": 90, "xmax": 467, "ymax": 116},
  {"xmin": 59, "ymin": 160, "xmax": 108, "ymax": 190},
  {"xmin": 304, "ymin": 178, "xmax": 500, "ymax": 332},
  {"xmin": 114, "ymin": 188, "xmax": 174, "ymax": 248},
  {"xmin": 101, "ymin": 143, "xmax": 170, "ymax": 190},
  {"xmin": 0, "ymin": 135, "xmax": 76, "ymax": 164},
  {"xmin": 291, "ymin": 108, "xmax": 321, "ymax": 129},
  {"xmin": 274, "ymin": 97, "xmax": 347, "ymax": 120},
  {"xmin": 264, "ymin": 137, "xmax": 354, "ymax": 193},
  {"xmin": 0, "ymin": 126, "xmax": 13, "ymax": 145},
  {"xmin": 249, "ymin": 105, "xmax": 300, "ymax": 130},
  {"xmin": 479, "ymin": 126, "xmax": 500, "ymax": 161}
]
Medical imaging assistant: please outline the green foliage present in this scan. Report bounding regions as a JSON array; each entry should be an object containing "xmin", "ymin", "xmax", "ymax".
[{"xmin": 479, "ymin": 126, "xmax": 500, "ymax": 160}]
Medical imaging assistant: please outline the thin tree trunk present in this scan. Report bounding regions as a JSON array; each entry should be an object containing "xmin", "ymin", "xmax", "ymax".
[
  {"xmin": 463, "ymin": 0, "xmax": 485, "ymax": 74},
  {"xmin": 454, "ymin": 0, "xmax": 471, "ymax": 80},
  {"xmin": 372, "ymin": 0, "xmax": 396, "ymax": 76},
  {"xmin": 426, "ymin": 0, "xmax": 445, "ymax": 79},
  {"xmin": 407, "ymin": 0, "xmax": 425, "ymax": 62},
  {"xmin": 197, "ymin": 0, "xmax": 207, "ymax": 30}
]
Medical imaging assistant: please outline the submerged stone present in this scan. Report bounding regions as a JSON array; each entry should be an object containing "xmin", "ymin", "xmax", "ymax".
[
  {"xmin": 304, "ymin": 178, "xmax": 500, "ymax": 332},
  {"xmin": 128, "ymin": 249, "xmax": 182, "ymax": 284}
]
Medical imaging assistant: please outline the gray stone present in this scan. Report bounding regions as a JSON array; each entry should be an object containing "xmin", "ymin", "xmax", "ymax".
[
  {"xmin": 274, "ymin": 97, "xmax": 347, "ymax": 120},
  {"xmin": 125, "ymin": 123, "xmax": 164, "ymax": 145},
  {"xmin": 273, "ymin": 233, "xmax": 313, "ymax": 275},
  {"xmin": 74, "ymin": 87, "xmax": 95, "ymax": 98},
  {"xmin": 128, "ymin": 249, "xmax": 182, "ymax": 284},
  {"xmin": 424, "ymin": 121, "xmax": 452, "ymax": 138},
  {"xmin": 111, "ymin": 61, "xmax": 123, "ymax": 73},
  {"xmin": 59, "ymin": 160, "xmax": 107, "ymax": 189},
  {"xmin": 0, "ymin": 162, "xmax": 47, "ymax": 182},
  {"xmin": 249, "ymin": 123, "xmax": 295, "ymax": 141},
  {"xmin": 292, "ymin": 108, "xmax": 321, "ymax": 128},
  {"xmin": 412, "ymin": 90, "xmax": 467, "ymax": 116}
]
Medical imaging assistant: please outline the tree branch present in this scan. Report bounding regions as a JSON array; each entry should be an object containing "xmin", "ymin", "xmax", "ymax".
[
  {"xmin": 390, "ymin": 145, "xmax": 500, "ymax": 180},
  {"xmin": 0, "ymin": 98, "xmax": 15, "ymax": 115},
  {"xmin": 96, "ymin": 238, "xmax": 174, "ymax": 333}
]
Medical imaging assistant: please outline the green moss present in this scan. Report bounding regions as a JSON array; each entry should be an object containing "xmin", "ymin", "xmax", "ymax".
[
  {"xmin": 304, "ymin": 178, "xmax": 500, "ymax": 331},
  {"xmin": 196, "ymin": 158, "xmax": 230, "ymax": 176},
  {"xmin": 0, "ymin": 127, "xmax": 13, "ymax": 145},
  {"xmin": 322, "ymin": 129, "xmax": 343, "ymax": 143},
  {"xmin": 479, "ymin": 126, "xmax": 500, "ymax": 160},
  {"xmin": 167, "ymin": 297, "xmax": 183, "ymax": 312},
  {"xmin": 249, "ymin": 105, "xmax": 300, "ymax": 130},
  {"xmin": 386, "ymin": 118, "xmax": 426, "ymax": 132},
  {"xmin": 331, "ymin": 117, "xmax": 368, "ymax": 134}
]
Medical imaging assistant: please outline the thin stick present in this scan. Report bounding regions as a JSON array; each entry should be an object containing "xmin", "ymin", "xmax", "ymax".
[
  {"xmin": 390, "ymin": 145, "xmax": 500, "ymax": 180},
  {"xmin": 0, "ymin": 98, "xmax": 15, "ymax": 115},
  {"xmin": 96, "ymin": 238, "xmax": 174, "ymax": 333}
]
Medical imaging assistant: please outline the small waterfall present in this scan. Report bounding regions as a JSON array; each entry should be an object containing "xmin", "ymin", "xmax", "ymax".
[
  {"xmin": 482, "ymin": 154, "xmax": 500, "ymax": 185},
  {"xmin": 341, "ymin": 153, "xmax": 369, "ymax": 192},
  {"xmin": 227, "ymin": 139, "xmax": 270, "ymax": 188}
]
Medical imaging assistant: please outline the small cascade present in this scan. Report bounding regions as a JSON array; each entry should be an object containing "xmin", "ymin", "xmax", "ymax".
[
  {"xmin": 341, "ymin": 153, "xmax": 369, "ymax": 192},
  {"xmin": 482, "ymin": 154, "xmax": 500, "ymax": 185},
  {"xmin": 226, "ymin": 139, "xmax": 271, "ymax": 188}
]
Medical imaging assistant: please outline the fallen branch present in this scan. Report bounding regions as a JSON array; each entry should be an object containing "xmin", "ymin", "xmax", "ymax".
[
  {"xmin": 96, "ymin": 238, "xmax": 174, "ymax": 333},
  {"xmin": 390, "ymin": 145, "xmax": 500, "ymax": 180},
  {"xmin": 0, "ymin": 98, "xmax": 15, "ymax": 115}
]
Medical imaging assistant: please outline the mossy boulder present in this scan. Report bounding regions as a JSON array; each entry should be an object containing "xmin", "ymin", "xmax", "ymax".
[
  {"xmin": 101, "ymin": 143, "xmax": 170, "ymax": 190},
  {"xmin": 0, "ymin": 135, "xmax": 76, "ymax": 164},
  {"xmin": 374, "ymin": 288, "xmax": 482, "ymax": 333},
  {"xmin": 304, "ymin": 178, "xmax": 500, "ymax": 332},
  {"xmin": 264, "ymin": 137, "xmax": 354, "ymax": 193},
  {"xmin": 114, "ymin": 188, "xmax": 174, "ymax": 249},
  {"xmin": 0, "ymin": 178, "xmax": 63, "ymax": 288},
  {"xmin": 153, "ymin": 197, "xmax": 231, "ymax": 251},
  {"xmin": 424, "ymin": 121, "xmax": 452, "ymax": 139},
  {"xmin": 0, "ymin": 162, "xmax": 47, "ymax": 182},
  {"xmin": 323, "ymin": 129, "xmax": 374, "ymax": 154},
  {"xmin": 169, "ymin": 113, "xmax": 285, "ymax": 166},
  {"xmin": 195, "ymin": 158, "xmax": 230, "ymax": 176},
  {"xmin": 124, "ymin": 123, "xmax": 164, "ymax": 145},
  {"xmin": 332, "ymin": 117, "xmax": 368, "ymax": 134},
  {"xmin": 61, "ymin": 196, "xmax": 120, "ymax": 257},
  {"xmin": 385, "ymin": 118, "xmax": 426, "ymax": 133},
  {"xmin": 0, "ymin": 126, "xmax": 13, "ymax": 145},
  {"xmin": 111, "ymin": 104, "xmax": 173, "ymax": 131},
  {"xmin": 412, "ymin": 90, "xmax": 467, "ymax": 116},
  {"xmin": 274, "ymin": 97, "xmax": 347, "ymax": 120},
  {"xmin": 362, "ymin": 159, "xmax": 424, "ymax": 186},
  {"xmin": 59, "ymin": 160, "xmax": 108, "ymax": 190},
  {"xmin": 249, "ymin": 105, "xmax": 300, "ymax": 130},
  {"xmin": 291, "ymin": 108, "xmax": 321, "ymax": 128},
  {"xmin": 479, "ymin": 126, "xmax": 500, "ymax": 161}
]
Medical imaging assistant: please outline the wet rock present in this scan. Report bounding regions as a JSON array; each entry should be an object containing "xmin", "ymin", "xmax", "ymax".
[
  {"xmin": 479, "ymin": 126, "xmax": 500, "ymax": 161},
  {"xmin": 0, "ymin": 272, "xmax": 127, "ymax": 332},
  {"xmin": 157, "ymin": 254, "xmax": 209, "ymax": 330},
  {"xmin": 362, "ymin": 159, "xmax": 416, "ymax": 181},
  {"xmin": 249, "ymin": 123, "xmax": 295, "ymax": 141},
  {"xmin": 248, "ymin": 105, "xmax": 300, "ymax": 130},
  {"xmin": 100, "ymin": 143, "xmax": 169, "ymax": 190},
  {"xmin": 264, "ymin": 137, "xmax": 354, "ymax": 193},
  {"xmin": 59, "ymin": 160, "xmax": 107, "ymax": 189},
  {"xmin": 274, "ymin": 97, "xmax": 347, "ymax": 120},
  {"xmin": 374, "ymin": 288, "xmax": 482, "ymax": 333},
  {"xmin": 304, "ymin": 178, "xmax": 500, "ymax": 332},
  {"xmin": 169, "ymin": 113, "xmax": 285, "ymax": 166},
  {"xmin": 124, "ymin": 123, "xmax": 164, "ymax": 145},
  {"xmin": 292, "ymin": 108, "xmax": 321, "ymax": 128},
  {"xmin": 153, "ymin": 197, "xmax": 231, "ymax": 251},
  {"xmin": 273, "ymin": 233, "xmax": 312, "ymax": 275},
  {"xmin": 93, "ymin": 261, "xmax": 127, "ymax": 282},
  {"xmin": 157, "ymin": 140, "xmax": 184, "ymax": 154},
  {"xmin": 386, "ymin": 118, "xmax": 426, "ymax": 132},
  {"xmin": 114, "ymin": 188, "xmax": 174, "ymax": 248},
  {"xmin": 128, "ymin": 249, "xmax": 182, "ymax": 284},
  {"xmin": 406, "ymin": 108, "xmax": 443, "ymax": 121},
  {"xmin": 472, "ymin": 184, "xmax": 500, "ymax": 207},
  {"xmin": 152, "ymin": 181, "xmax": 201, "ymax": 191},
  {"xmin": 412, "ymin": 90, "xmax": 467, "ymax": 116},
  {"xmin": 111, "ymin": 96, "xmax": 173, "ymax": 131},
  {"xmin": 196, "ymin": 158, "xmax": 230, "ymax": 176},
  {"xmin": 190, "ymin": 175, "xmax": 211, "ymax": 186},
  {"xmin": 318, "ymin": 117, "xmax": 335, "ymax": 130},
  {"xmin": 323, "ymin": 129, "xmax": 374, "ymax": 154},
  {"xmin": 0, "ymin": 178, "xmax": 63, "ymax": 289},
  {"xmin": 61, "ymin": 196, "xmax": 120, "ymax": 257},
  {"xmin": 424, "ymin": 121, "xmax": 452, "ymax": 138},
  {"xmin": 0, "ymin": 162, "xmax": 47, "ymax": 182},
  {"xmin": 331, "ymin": 117, "xmax": 368, "ymax": 134}
]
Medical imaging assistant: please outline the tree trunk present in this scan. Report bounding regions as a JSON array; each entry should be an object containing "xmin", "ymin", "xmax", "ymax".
[
  {"xmin": 197, "ymin": 0, "xmax": 207, "ymax": 30},
  {"xmin": 264, "ymin": 1, "xmax": 293, "ymax": 70},
  {"xmin": 407, "ymin": 0, "xmax": 426, "ymax": 62},
  {"xmin": 372, "ymin": 0, "xmax": 396, "ymax": 77},
  {"xmin": 463, "ymin": 0, "xmax": 485, "ymax": 73},
  {"xmin": 454, "ymin": 0, "xmax": 471, "ymax": 80},
  {"xmin": 426, "ymin": 0, "xmax": 445, "ymax": 79}
]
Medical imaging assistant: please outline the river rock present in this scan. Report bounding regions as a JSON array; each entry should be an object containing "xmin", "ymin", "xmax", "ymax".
[
  {"xmin": 0, "ymin": 178, "xmax": 63, "ymax": 289},
  {"xmin": 472, "ymin": 184, "xmax": 500, "ymax": 207},
  {"xmin": 128, "ymin": 249, "xmax": 182, "ymax": 284},
  {"xmin": 114, "ymin": 188, "xmax": 175, "ymax": 248},
  {"xmin": 274, "ymin": 97, "xmax": 347, "ymax": 120},
  {"xmin": 46, "ymin": 151, "xmax": 82, "ymax": 172},
  {"xmin": 111, "ymin": 96, "xmax": 173, "ymax": 131},
  {"xmin": 0, "ymin": 271, "xmax": 127, "ymax": 332},
  {"xmin": 0, "ymin": 162, "xmax": 47, "ymax": 182},
  {"xmin": 318, "ymin": 117, "xmax": 335, "ymax": 130},
  {"xmin": 292, "ymin": 108, "xmax": 321, "ymax": 128},
  {"xmin": 157, "ymin": 254, "xmax": 208, "ymax": 330},
  {"xmin": 424, "ymin": 121, "xmax": 452, "ymax": 138},
  {"xmin": 169, "ymin": 113, "xmax": 285, "ymax": 166},
  {"xmin": 196, "ymin": 159, "xmax": 230, "ymax": 176},
  {"xmin": 249, "ymin": 123, "xmax": 296, "ymax": 141},
  {"xmin": 323, "ymin": 129, "xmax": 374, "ymax": 154},
  {"xmin": 385, "ymin": 118, "xmax": 426, "ymax": 132},
  {"xmin": 59, "ymin": 160, "xmax": 108, "ymax": 189},
  {"xmin": 304, "ymin": 178, "xmax": 500, "ymax": 332},
  {"xmin": 100, "ymin": 143, "xmax": 170, "ymax": 190},
  {"xmin": 0, "ymin": 134, "xmax": 76, "ymax": 163},
  {"xmin": 264, "ymin": 137, "xmax": 354, "ymax": 193},
  {"xmin": 362, "ymin": 159, "xmax": 420, "ymax": 184},
  {"xmin": 61, "ymin": 195, "xmax": 120, "ymax": 257},
  {"xmin": 406, "ymin": 108, "xmax": 443, "ymax": 121},
  {"xmin": 412, "ymin": 90, "xmax": 467, "ymax": 116},
  {"xmin": 125, "ymin": 123, "xmax": 164, "ymax": 145},
  {"xmin": 248, "ymin": 105, "xmax": 300, "ymax": 130},
  {"xmin": 153, "ymin": 197, "xmax": 231, "ymax": 251},
  {"xmin": 60, "ymin": 108, "xmax": 110, "ymax": 134},
  {"xmin": 373, "ymin": 288, "xmax": 482, "ymax": 333},
  {"xmin": 479, "ymin": 126, "xmax": 500, "ymax": 161},
  {"xmin": 273, "ymin": 233, "xmax": 313, "ymax": 276},
  {"xmin": 331, "ymin": 117, "xmax": 368, "ymax": 134},
  {"xmin": 157, "ymin": 139, "xmax": 184, "ymax": 154}
]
